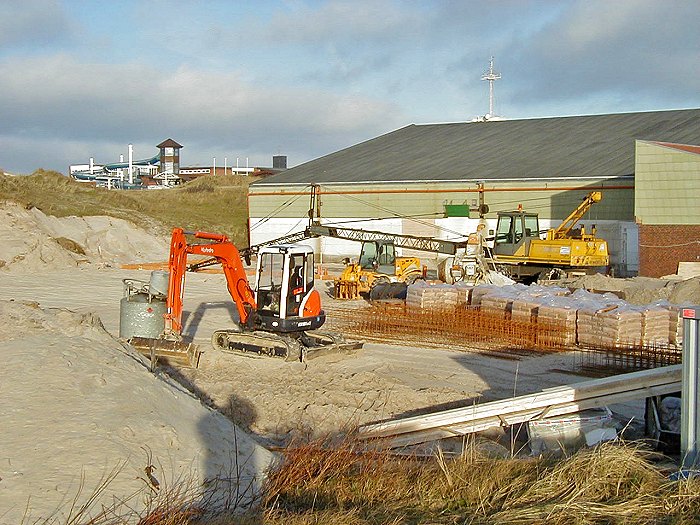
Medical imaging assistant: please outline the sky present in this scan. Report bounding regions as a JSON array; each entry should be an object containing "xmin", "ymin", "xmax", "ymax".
[{"xmin": 1, "ymin": 0, "xmax": 699, "ymax": 174}]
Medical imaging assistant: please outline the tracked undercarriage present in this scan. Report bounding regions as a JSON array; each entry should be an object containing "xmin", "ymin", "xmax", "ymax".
[{"xmin": 211, "ymin": 328, "xmax": 363, "ymax": 361}]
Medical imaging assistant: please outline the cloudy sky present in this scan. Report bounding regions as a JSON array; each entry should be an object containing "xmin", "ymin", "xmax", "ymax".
[{"xmin": 1, "ymin": 0, "xmax": 699, "ymax": 174}]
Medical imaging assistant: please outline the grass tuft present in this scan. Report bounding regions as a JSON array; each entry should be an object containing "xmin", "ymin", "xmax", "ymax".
[
  {"xmin": 258, "ymin": 439, "xmax": 700, "ymax": 525},
  {"xmin": 31, "ymin": 438, "xmax": 700, "ymax": 524}
]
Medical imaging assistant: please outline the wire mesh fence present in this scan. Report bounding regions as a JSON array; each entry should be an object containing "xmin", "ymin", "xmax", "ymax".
[{"xmin": 575, "ymin": 344, "xmax": 682, "ymax": 375}]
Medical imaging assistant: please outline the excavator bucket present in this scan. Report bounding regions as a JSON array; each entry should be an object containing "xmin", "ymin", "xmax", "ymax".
[{"xmin": 128, "ymin": 336, "xmax": 202, "ymax": 368}]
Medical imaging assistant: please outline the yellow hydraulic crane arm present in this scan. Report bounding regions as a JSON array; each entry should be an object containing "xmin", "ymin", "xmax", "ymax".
[{"xmin": 549, "ymin": 191, "xmax": 602, "ymax": 240}]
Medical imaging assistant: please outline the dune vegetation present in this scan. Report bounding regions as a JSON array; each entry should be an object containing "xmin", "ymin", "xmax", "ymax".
[
  {"xmin": 0, "ymin": 170, "xmax": 256, "ymax": 245},
  {"xmin": 64, "ymin": 439, "xmax": 700, "ymax": 525}
]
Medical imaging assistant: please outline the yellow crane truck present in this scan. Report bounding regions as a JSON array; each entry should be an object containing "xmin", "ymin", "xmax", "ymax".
[{"xmin": 443, "ymin": 191, "xmax": 610, "ymax": 283}]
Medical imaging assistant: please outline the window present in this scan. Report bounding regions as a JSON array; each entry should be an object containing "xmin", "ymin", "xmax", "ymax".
[
  {"xmin": 377, "ymin": 243, "xmax": 395, "ymax": 266},
  {"xmin": 257, "ymin": 252, "xmax": 285, "ymax": 315},
  {"xmin": 258, "ymin": 252, "xmax": 284, "ymax": 289},
  {"xmin": 513, "ymin": 215, "xmax": 524, "ymax": 244},
  {"xmin": 359, "ymin": 242, "xmax": 378, "ymax": 269},
  {"xmin": 524, "ymin": 215, "xmax": 539, "ymax": 238},
  {"xmin": 305, "ymin": 253, "xmax": 315, "ymax": 290},
  {"xmin": 496, "ymin": 216, "xmax": 513, "ymax": 244}
]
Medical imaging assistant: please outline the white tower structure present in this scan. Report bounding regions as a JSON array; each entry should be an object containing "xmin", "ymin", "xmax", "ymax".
[{"xmin": 481, "ymin": 56, "xmax": 501, "ymax": 118}]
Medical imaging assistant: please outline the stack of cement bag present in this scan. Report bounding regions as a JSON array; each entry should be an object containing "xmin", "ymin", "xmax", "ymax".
[
  {"xmin": 468, "ymin": 284, "xmax": 500, "ymax": 307},
  {"xmin": 405, "ymin": 280, "xmax": 463, "ymax": 309},
  {"xmin": 642, "ymin": 303, "xmax": 678, "ymax": 346},
  {"xmin": 577, "ymin": 305, "xmax": 642, "ymax": 347},
  {"xmin": 510, "ymin": 285, "xmax": 571, "ymax": 324},
  {"xmin": 536, "ymin": 296, "xmax": 580, "ymax": 346},
  {"xmin": 666, "ymin": 304, "xmax": 685, "ymax": 347},
  {"xmin": 405, "ymin": 281, "xmax": 684, "ymax": 347}
]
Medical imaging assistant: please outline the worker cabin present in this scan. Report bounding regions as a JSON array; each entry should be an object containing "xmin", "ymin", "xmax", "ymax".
[{"xmin": 248, "ymin": 108, "xmax": 700, "ymax": 278}]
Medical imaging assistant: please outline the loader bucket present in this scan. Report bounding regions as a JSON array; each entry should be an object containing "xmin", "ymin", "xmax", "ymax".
[
  {"xmin": 369, "ymin": 282, "xmax": 408, "ymax": 301},
  {"xmin": 128, "ymin": 336, "xmax": 201, "ymax": 368}
]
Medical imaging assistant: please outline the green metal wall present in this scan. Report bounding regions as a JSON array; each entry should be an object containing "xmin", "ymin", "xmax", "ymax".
[
  {"xmin": 248, "ymin": 179, "xmax": 634, "ymax": 222},
  {"xmin": 635, "ymin": 141, "xmax": 700, "ymax": 225}
]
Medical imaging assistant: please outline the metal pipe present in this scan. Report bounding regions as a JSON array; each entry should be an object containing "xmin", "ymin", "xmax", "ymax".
[{"xmin": 682, "ymin": 306, "xmax": 700, "ymax": 468}]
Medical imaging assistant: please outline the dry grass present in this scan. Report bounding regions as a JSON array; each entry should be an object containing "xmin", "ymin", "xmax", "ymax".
[
  {"xmin": 0, "ymin": 170, "xmax": 256, "ymax": 245},
  {"xmin": 257, "ymin": 439, "xmax": 700, "ymax": 525},
  {"xmin": 37, "ymin": 438, "xmax": 700, "ymax": 524}
]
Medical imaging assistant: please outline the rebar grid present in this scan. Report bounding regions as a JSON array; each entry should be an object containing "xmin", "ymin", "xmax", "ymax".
[
  {"xmin": 576, "ymin": 344, "xmax": 682, "ymax": 374},
  {"xmin": 325, "ymin": 302, "xmax": 683, "ymax": 371},
  {"xmin": 326, "ymin": 303, "xmax": 569, "ymax": 355}
]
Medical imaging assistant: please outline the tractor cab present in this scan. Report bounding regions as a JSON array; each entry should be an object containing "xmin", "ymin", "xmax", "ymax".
[
  {"xmin": 494, "ymin": 211, "xmax": 541, "ymax": 256},
  {"xmin": 255, "ymin": 245, "xmax": 324, "ymax": 331},
  {"xmin": 358, "ymin": 240, "xmax": 396, "ymax": 275}
]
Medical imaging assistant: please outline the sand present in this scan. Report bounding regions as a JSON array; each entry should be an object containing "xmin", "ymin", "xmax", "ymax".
[
  {"xmin": 2, "ymin": 202, "xmax": 692, "ymax": 521},
  {"xmin": 0, "ymin": 301, "xmax": 273, "ymax": 523},
  {"xmin": 565, "ymin": 273, "xmax": 700, "ymax": 305},
  {"xmin": 0, "ymin": 206, "xmax": 274, "ymax": 523},
  {"xmin": 0, "ymin": 203, "xmax": 168, "ymax": 273}
]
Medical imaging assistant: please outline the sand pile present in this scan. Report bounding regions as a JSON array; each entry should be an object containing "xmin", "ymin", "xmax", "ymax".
[
  {"xmin": 0, "ymin": 301, "xmax": 273, "ymax": 523},
  {"xmin": 0, "ymin": 203, "xmax": 168, "ymax": 273},
  {"xmin": 565, "ymin": 273, "xmax": 700, "ymax": 305}
]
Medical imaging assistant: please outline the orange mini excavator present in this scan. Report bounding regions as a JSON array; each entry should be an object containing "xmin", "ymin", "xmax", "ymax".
[{"xmin": 134, "ymin": 227, "xmax": 360, "ymax": 362}]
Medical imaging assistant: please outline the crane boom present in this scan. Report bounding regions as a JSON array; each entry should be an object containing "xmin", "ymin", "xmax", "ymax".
[
  {"xmin": 235, "ymin": 223, "xmax": 467, "ymax": 262},
  {"xmin": 548, "ymin": 191, "xmax": 602, "ymax": 240},
  {"xmin": 305, "ymin": 224, "xmax": 467, "ymax": 255}
]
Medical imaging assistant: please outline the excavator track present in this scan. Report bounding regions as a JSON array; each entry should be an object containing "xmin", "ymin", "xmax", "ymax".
[
  {"xmin": 211, "ymin": 329, "xmax": 363, "ymax": 362},
  {"xmin": 212, "ymin": 330, "xmax": 303, "ymax": 361}
]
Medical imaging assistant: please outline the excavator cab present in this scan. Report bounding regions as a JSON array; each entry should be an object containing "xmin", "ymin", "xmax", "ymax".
[
  {"xmin": 493, "ymin": 212, "xmax": 541, "ymax": 256},
  {"xmin": 254, "ymin": 245, "xmax": 325, "ymax": 333}
]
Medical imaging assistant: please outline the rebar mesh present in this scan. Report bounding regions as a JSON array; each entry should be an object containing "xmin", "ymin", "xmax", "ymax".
[
  {"xmin": 326, "ymin": 303, "xmax": 570, "ymax": 355},
  {"xmin": 575, "ymin": 344, "xmax": 682, "ymax": 374},
  {"xmin": 325, "ymin": 302, "xmax": 683, "ymax": 371}
]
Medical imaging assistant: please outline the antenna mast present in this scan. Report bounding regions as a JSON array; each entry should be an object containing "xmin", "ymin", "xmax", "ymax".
[{"xmin": 481, "ymin": 56, "xmax": 501, "ymax": 117}]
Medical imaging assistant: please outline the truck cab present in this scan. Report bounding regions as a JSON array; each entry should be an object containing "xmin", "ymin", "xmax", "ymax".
[{"xmin": 358, "ymin": 240, "xmax": 397, "ymax": 275}]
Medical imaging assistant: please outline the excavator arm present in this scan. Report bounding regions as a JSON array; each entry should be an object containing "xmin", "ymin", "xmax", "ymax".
[
  {"xmin": 164, "ymin": 228, "xmax": 257, "ymax": 335},
  {"xmin": 548, "ymin": 191, "xmax": 602, "ymax": 240}
]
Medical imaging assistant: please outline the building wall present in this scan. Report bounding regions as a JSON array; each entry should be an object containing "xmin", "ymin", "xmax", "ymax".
[
  {"xmin": 635, "ymin": 141, "xmax": 700, "ymax": 224},
  {"xmin": 248, "ymin": 178, "xmax": 637, "ymax": 272},
  {"xmin": 639, "ymin": 224, "xmax": 700, "ymax": 277},
  {"xmin": 248, "ymin": 179, "xmax": 634, "ymax": 223},
  {"xmin": 635, "ymin": 141, "xmax": 700, "ymax": 276}
]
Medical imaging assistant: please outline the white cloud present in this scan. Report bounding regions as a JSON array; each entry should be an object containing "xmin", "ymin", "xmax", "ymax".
[
  {"xmin": 0, "ymin": 54, "xmax": 405, "ymax": 172},
  {"xmin": 506, "ymin": 0, "xmax": 700, "ymax": 106},
  {"xmin": 267, "ymin": 0, "xmax": 425, "ymax": 45}
]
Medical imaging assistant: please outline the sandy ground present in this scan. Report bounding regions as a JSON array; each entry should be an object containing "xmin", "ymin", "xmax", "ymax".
[
  {"xmin": 1, "ymin": 203, "xmax": 681, "ymax": 521},
  {"xmin": 0, "ymin": 205, "xmax": 275, "ymax": 523},
  {"xmin": 0, "ymin": 299, "xmax": 274, "ymax": 523},
  {"xmin": 0, "ymin": 268, "xmax": 644, "ymax": 448},
  {"xmin": 0, "ymin": 268, "xmax": 598, "ymax": 434}
]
